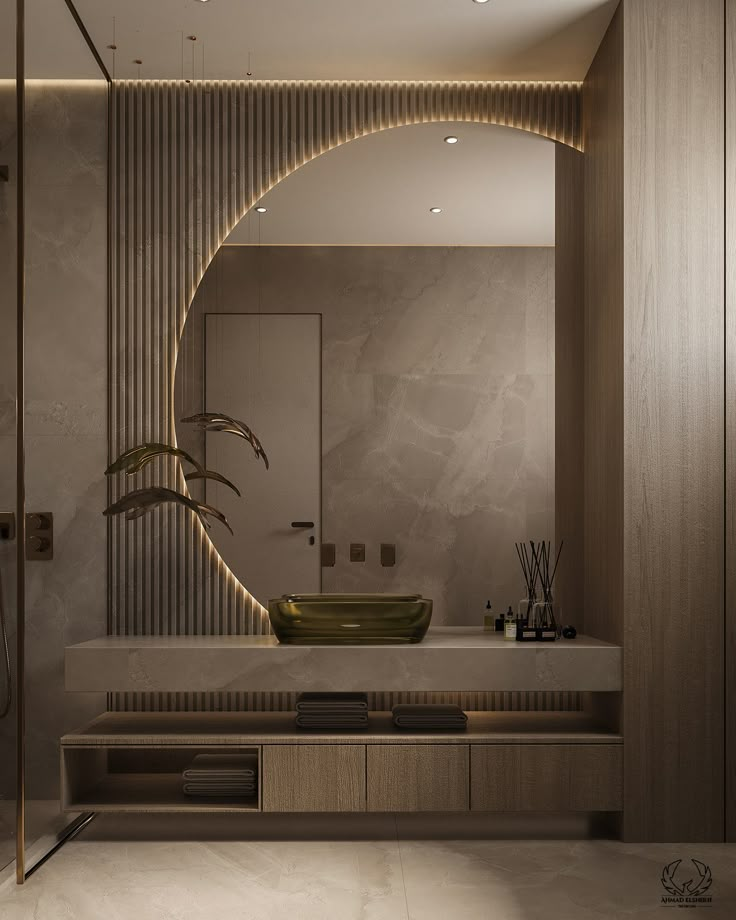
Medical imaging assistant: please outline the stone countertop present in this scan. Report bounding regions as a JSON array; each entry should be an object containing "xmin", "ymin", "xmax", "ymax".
[{"xmin": 65, "ymin": 628, "xmax": 621, "ymax": 694}]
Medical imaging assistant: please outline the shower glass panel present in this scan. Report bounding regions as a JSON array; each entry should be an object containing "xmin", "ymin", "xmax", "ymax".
[
  {"xmin": 0, "ymin": 0, "xmax": 19, "ymax": 878},
  {"xmin": 19, "ymin": 0, "xmax": 108, "ymax": 879}
]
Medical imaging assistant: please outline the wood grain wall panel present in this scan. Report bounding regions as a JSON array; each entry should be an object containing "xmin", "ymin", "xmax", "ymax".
[
  {"xmin": 555, "ymin": 144, "xmax": 585, "ymax": 630},
  {"xmin": 727, "ymin": 0, "xmax": 736, "ymax": 844},
  {"xmin": 109, "ymin": 81, "xmax": 582, "ymax": 714},
  {"xmin": 583, "ymin": 0, "xmax": 724, "ymax": 841},
  {"xmin": 622, "ymin": 0, "xmax": 724, "ymax": 843},
  {"xmin": 582, "ymin": 7, "xmax": 625, "ymax": 649}
]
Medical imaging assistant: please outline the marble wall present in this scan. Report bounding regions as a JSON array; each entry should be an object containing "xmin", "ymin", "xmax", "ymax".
[
  {"xmin": 0, "ymin": 83, "xmax": 108, "ymax": 799},
  {"xmin": 177, "ymin": 245, "xmax": 555, "ymax": 625}
]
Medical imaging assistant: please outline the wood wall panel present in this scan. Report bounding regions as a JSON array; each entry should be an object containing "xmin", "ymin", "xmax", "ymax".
[
  {"xmin": 728, "ymin": 0, "xmax": 736, "ymax": 844},
  {"xmin": 555, "ymin": 144, "xmax": 585, "ymax": 630},
  {"xmin": 583, "ymin": 0, "xmax": 725, "ymax": 841},
  {"xmin": 622, "ymin": 0, "xmax": 724, "ymax": 843},
  {"xmin": 109, "ymin": 80, "xmax": 582, "ymax": 714},
  {"xmin": 582, "ymin": 7, "xmax": 625, "ymax": 650}
]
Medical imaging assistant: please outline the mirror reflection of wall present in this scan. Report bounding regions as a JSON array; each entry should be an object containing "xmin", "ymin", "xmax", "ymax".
[{"xmin": 175, "ymin": 122, "xmax": 555, "ymax": 625}]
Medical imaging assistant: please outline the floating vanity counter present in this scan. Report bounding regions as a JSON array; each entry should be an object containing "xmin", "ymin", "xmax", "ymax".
[
  {"xmin": 65, "ymin": 628, "xmax": 621, "ymax": 693},
  {"xmin": 60, "ymin": 711, "xmax": 622, "ymax": 815}
]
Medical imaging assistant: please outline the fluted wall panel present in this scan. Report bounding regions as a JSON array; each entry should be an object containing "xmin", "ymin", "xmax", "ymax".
[{"xmin": 110, "ymin": 80, "xmax": 582, "ymax": 712}]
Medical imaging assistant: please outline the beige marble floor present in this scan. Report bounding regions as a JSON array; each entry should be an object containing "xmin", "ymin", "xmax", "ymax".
[{"xmin": 1, "ymin": 817, "xmax": 735, "ymax": 919}]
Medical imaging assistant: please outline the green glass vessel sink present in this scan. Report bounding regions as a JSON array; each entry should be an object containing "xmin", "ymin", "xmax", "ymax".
[{"xmin": 268, "ymin": 593, "xmax": 433, "ymax": 645}]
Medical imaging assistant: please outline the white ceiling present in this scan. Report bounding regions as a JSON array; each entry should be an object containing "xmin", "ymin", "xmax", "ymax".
[
  {"xmin": 225, "ymin": 122, "xmax": 555, "ymax": 247},
  {"xmin": 60, "ymin": 0, "xmax": 614, "ymax": 81}
]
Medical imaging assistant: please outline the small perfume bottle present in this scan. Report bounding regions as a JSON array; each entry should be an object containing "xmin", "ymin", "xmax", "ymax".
[{"xmin": 504, "ymin": 606, "xmax": 517, "ymax": 640}]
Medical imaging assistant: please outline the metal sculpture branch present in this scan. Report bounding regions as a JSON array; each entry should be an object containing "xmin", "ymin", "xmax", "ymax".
[{"xmin": 103, "ymin": 413, "xmax": 268, "ymax": 534}]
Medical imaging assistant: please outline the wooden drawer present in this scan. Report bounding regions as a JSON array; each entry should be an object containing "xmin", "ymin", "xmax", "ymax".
[
  {"xmin": 367, "ymin": 744, "xmax": 469, "ymax": 812},
  {"xmin": 470, "ymin": 744, "xmax": 622, "ymax": 812},
  {"xmin": 262, "ymin": 745, "xmax": 366, "ymax": 812}
]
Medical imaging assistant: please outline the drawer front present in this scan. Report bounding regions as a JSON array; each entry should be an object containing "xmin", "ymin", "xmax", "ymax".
[
  {"xmin": 471, "ymin": 744, "xmax": 622, "ymax": 812},
  {"xmin": 367, "ymin": 744, "xmax": 469, "ymax": 812},
  {"xmin": 262, "ymin": 745, "xmax": 366, "ymax": 812}
]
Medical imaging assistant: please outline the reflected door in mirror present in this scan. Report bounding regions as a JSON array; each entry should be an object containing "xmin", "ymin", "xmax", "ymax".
[{"xmin": 205, "ymin": 313, "xmax": 321, "ymax": 605}]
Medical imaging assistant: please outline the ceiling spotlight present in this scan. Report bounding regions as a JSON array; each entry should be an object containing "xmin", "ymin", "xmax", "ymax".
[
  {"xmin": 255, "ymin": 206, "xmax": 268, "ymax": 213},
  {"xmin": 473, "ymin": 0, "xmax": 491, "ymax": 4},
  {"xmin": 429, "ymin": 207, "xmax": 443, "ymax": 214},
  {"xmin": 444, "ymin": 135, "xmax": 459, "ymax": 144}
]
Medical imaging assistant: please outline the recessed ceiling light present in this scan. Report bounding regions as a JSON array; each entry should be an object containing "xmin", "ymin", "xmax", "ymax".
[
  {"xmin": 473, "ymin": 0, "xmax": 491, "ymax": 4},
  {"xmin": 429, "ymin": 207, "xmax": 443, "ymax": 214},
  {"xmin": 444, "ymin": 135, "xmax": 459, "ymax": 144},
  {"xmin": 255, "ymin": 206, "xmax": 268, "ymax": 213}
]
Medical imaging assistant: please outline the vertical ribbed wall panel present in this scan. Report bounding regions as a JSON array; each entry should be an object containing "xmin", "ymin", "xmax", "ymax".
[{"xmin": 110, "ymin": 80, "xmax": 582, "ymax": 713}]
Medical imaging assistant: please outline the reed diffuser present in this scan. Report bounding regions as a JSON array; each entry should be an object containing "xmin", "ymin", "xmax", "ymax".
[
  {"xmin": 514, "ymin": 540, "xmax": 564, "ymax": 641},
  {"xmin": 515, "ymin": 541, "xmax": 539, "ymax": 625}
]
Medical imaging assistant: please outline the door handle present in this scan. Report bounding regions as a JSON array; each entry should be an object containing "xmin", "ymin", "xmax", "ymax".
[{"xmin": 291, "ymin": 521, "xmax": 315, "ymax": 528}]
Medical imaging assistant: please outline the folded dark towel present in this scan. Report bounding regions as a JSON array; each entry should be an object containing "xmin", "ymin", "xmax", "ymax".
[
  {"xmin": 182, "ymin": 753, "xmax": 258, "ymax": 781},
  {"xmin": 296, "ymin": 692, "xmax": 368, "ymax": 713},
  {"xmin": 183, "ymin": 782, "xmax": 256, "ymax": 797},
  {"xmin": 296, "ymin": 713, "xmax": 369, "ymax": 729},
  {"xmin": 392, "ymin": 704, "xmax": 466, "ymax": 717},
  {"xmin": 392, "ymin": 704, "xmax": 467, "ymax": 729}
]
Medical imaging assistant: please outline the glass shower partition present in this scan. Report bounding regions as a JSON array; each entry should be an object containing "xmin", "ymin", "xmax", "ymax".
[
  {"xmin": 1, "ymin": 0, "xmax": 110, "ymax": 883},
  {"xmin": 0, "ymin": 0, "xmax": 19, "ymax": 881}
]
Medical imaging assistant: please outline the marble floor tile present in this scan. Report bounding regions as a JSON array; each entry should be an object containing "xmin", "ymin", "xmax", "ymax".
[
  {"xmin": 0, "ymin": 836, "xmax": 409, "ymax": 920},
  {"xmin": 1, "ymin": 824, "xmax": 735, "ymax": 920},
  {"xmin": 398, "ymin": 840, "xmax": 736, "ymax": 920}
]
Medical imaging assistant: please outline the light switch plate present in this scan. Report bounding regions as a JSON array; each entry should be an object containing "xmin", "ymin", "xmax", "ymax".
[{"xmin": 350, "ymin": 543, "xmax": 366, "ymax": 563}]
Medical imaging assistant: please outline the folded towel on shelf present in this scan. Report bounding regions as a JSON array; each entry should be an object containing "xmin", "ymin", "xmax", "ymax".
[
  {"xmin": 392, "ymin": 704, "xmax": 468, "ymax": 729},
  {"xmin": 183, "ymin": 782, "xmax": 256, "ymax": 797},
  {"xmin": 296, "ymin": 692, "xmax": 369, "ymax": 713},
  {"xmin": 295, "ymin": 713, "xmax": 369, "ymax": 729},
  {"xmin": 182, "ymin": 753, "xmax": 257, "ymax": 782}
]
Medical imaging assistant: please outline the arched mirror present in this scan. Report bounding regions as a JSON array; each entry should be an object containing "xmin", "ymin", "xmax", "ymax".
[{"xmin": 174, "ymin": 122, "xmax": 555, "ymax": 624}]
